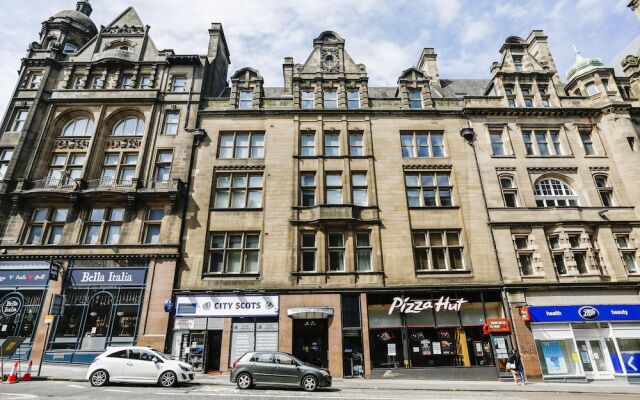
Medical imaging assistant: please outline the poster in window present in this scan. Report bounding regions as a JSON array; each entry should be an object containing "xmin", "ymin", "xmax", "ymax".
[
  {"xmin": 441, "ymin": 340, "xmax": 452, "ymax": 355},
  {"xmin": 420, "ymin": 339, "xmax": 431, "ymax": 356},
  {"xmin": 387, "ymin": 343, "xmax": 397, "ymax": 356},
  {"xmin": 474, "ymin": 341, "xmax": 483, "ymax": 357},
  {"xmin": 432, "ymin": 342, "xmax": 442, "ymax": 355},
  {"xmin": 542, "ymin": 341, "xmax": 569, "ymax": 374}
]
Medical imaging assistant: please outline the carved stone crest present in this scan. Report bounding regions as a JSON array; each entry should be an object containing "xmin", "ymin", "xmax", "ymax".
[
  {"xmin": 103, "ymin": 25, "xmax": 144, "ymax": 34},
  {"xmin": 107, "ymin": 137, "xmax": 141, "ymax": 149},
  {"xmin": 55, "ymin": 138, "xmax": 89, "ymax": 150},
  {"xmin": 320, "ymin": 48, "xmax": 340, "ymax": 73}
]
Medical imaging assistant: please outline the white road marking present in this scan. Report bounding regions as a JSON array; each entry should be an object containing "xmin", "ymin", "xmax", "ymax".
[
  {"xmin": 154, "ymin": 392, "xmax": 483, "ymax": 400},
  {"xmin": 66, "ymin": 384, "xmax": 85, "ymax": 389},
  {"xmin": 104, "ymin": 389, "xmax": 132, "ymax": 393},
  {"xmin": 0, "ymin": 394, "xmax": 38, "ymax": 399}
]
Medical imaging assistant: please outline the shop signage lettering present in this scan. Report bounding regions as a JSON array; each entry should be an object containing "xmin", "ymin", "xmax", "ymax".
[
  {"xmin": 69, "ymin": 268, "xmax": 147, "ymax": 286},
  {"xmin": 528, "ymin": 304, "xmax": 640, "ymax": 322},
  {"xmin": 176, "ymin": 295, "xmax": 279, "ymax": 317},
  {"xmin": 0, "ymin": 269, "xmax": 49, "ymax": 287},
  {"xmin": 0, "ymin": 294, "xmax": 23, "ymax": 317},
  {"xmin": 388, "ymin": 296, "xmax": 468, "ymax": 315}
]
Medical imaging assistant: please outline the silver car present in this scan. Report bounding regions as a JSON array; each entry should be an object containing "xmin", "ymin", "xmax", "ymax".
[{"xmin": 230, "ymin": 351, "xmax": 332, "ymax": 392}]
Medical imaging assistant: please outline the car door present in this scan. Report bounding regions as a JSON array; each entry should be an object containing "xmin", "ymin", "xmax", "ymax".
[
  {"xmin": 250, "ymin": 353, "xmax": 275, "ymax": 383},
  {"xmin": 101, "ymin": 349, "xmax": 127, "ymax": 381},
  {"xmin": 123, "ymin": 349, "xmax": 162, "ymax": 382},
  {"xmin": 273, "ymin": 353, "xmax": 301, "ymax": 385}
]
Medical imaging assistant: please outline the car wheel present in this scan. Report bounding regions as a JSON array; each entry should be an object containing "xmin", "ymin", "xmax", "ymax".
[
  {"xmin": 236, "ymin": 372, "xmax": 252, "ymax": 390},
  {"xmin": 301, "ymin": 375, "xmax": 318, "ymax": 392},
  {"xmin": 159, "ymin": 371, "xmax": 177, "ymax": 388},
  {"xmin": 89, "ymin": 369, "xmax": 109, "ymax": 387}
]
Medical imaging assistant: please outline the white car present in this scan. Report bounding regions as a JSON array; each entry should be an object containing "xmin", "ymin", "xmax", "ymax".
[{"xmin": 86, "ymin": 346, "xmax": 194, "ymax": 387}]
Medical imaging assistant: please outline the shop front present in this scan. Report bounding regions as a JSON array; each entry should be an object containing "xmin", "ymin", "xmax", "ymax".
[
  {"xmin": 528, "ymin": 303, "xmax": 640, "ymax": 382},
  {"xmin": 172, "ymin": 293, "xmax": 280, "ymax": 373},
  {"xmin": 366, "ymin": 290, "xmax": 511, "ymax": 380},
  {"xmin": 45, "ymin": 259, "xmax": 148, "ymax": 364},
  {"xmin": 0, "ymin": 261, "xmax": 50, "ymax": 360}
]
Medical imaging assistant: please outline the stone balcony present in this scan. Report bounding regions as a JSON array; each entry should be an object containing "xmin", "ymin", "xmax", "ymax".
[{"xmin": 293, "ymin": 204, "xmax": 380, "ymax": 226}]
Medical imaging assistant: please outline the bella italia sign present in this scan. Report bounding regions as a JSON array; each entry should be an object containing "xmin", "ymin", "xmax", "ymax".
[
  {"xmin": 69, "ymin": 268, "xmax": 147, "ymax": 287},
  {"xmin": 388, "ymin": 296, "xmax": 468, "ymax": 315}
]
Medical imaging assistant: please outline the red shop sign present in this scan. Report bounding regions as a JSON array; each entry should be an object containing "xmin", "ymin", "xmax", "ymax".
[{"xmin": 483, "ymin": 318, "xmax": 511, "ymax": 334}]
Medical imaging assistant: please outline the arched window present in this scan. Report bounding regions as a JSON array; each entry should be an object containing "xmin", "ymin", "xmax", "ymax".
[
  {"xmin": 534, "ymin": 178, "xmax": 578, "ymax": 207},
  {"xmin": 63, "ymin": 43, "xmax": 77, "ymax": 54},
  {"xmin": 61, "ymin": 117, "xmax": 94, "ymax": 137},
  {"xmin": 112, "ymin": 117, "xmax": 144, "ymax": 136}
]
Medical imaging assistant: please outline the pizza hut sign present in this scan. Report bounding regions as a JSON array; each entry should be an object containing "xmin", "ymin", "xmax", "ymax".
[{"xmin": 388, "ymin": 296, "xmax": 468, "ymax": 315}]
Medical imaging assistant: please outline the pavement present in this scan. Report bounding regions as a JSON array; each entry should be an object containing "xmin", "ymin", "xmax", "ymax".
[{"xmin": 1, "ymin": 362, "xmax": 639, "ymax": 395}]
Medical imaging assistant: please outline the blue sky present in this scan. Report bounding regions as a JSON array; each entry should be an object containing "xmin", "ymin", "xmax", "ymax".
[{"xmin": 0, "ymin": 0, "xmax": 638, "ymax": 113}]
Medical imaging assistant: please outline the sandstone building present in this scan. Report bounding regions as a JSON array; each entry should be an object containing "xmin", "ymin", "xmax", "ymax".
[{"xmin": 1, "ymin": 1, "xmax": 640, "ymax": 383}]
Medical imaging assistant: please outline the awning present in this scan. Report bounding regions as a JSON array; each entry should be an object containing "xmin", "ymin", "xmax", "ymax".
[{"xmin": 287, "ymin": 306, "xmax": 334, "ymax": 319}]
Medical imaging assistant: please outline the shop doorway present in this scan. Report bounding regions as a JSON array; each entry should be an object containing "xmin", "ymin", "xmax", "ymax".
[
  {"xmin": 576, "ymin": 339, "xmax": 613, "ymax": 380},
  {"xmin": 293, "ymin": 319, "xmax": 328, "ymax": 368},
  {"xmin": 207, "ymin": 330, "xmax": 222, "ymax": 373}
]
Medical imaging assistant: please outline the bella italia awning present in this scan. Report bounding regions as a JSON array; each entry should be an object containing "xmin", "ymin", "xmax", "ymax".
[{"xmin": 287, "ymin": 306, "xmax": 334, "ymax": 319}]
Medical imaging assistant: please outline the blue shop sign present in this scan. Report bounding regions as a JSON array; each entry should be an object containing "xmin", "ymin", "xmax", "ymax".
[
  {"xmin": 69, "ymin": 268, "xmax": 147, "ymax": 287},
  {"xmin": 0, "ymin": 269, "xmax": 49, "ymax": 287},
  {"xmin": 529, "ymin": 304, "xmax": 640, "ymax": 323}
]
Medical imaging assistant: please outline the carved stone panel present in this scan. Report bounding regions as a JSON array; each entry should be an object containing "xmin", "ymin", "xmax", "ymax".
[
  {"xmin": 54, "ymin": 138, "xmax": 90, "ymax": 150},
  {"xmin": 106, "ymin": 137, "xmax": 142, "ymax": 149}
]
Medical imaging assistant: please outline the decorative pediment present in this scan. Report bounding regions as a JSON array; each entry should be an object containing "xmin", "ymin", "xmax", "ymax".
[{"xmin": 103, "ymin": 25, "xmax": 144, "ymax": 35}]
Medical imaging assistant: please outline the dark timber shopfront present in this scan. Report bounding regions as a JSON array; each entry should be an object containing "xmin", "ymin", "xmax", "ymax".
[{"xmin": 367, "ymin": 290, "xmax": 513, "ymax": 380}]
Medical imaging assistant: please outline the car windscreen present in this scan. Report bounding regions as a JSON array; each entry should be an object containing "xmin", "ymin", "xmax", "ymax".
[{"xmin": 151, "ymin": 349, "xmax": 172, "ymax": 360}]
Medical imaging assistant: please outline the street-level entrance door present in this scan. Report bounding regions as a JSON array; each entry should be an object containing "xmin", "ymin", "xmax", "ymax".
[
  {"xmin": 576, "ymin": 339, "xmax": 614, "ymax": 380},
  {"xmin": 207, "ymin": 330, "xmax": 222, "ymax": 372},
  {"xmin": 293, "ymin": 319, "xmax": 328, "ymax": 368}
]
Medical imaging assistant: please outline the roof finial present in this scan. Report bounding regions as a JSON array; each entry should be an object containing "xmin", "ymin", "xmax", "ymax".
[{"xmin": 76, "ymin": 0, "xmax": 92, "ymax": 17}]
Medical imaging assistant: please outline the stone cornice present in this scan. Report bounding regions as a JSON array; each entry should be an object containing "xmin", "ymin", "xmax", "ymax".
[
  {"xmin": 403, "ymin": 164, "xmax": 453, "ymax": 170},
  {"xmin": 527, "ymin": 166, "xmax": 578, "ymax": 174}
]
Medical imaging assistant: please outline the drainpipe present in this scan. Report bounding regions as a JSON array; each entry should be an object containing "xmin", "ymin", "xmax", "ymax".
[{"xmin": 460, "ymin": 125, "xmax": 522, "ymax": 376}]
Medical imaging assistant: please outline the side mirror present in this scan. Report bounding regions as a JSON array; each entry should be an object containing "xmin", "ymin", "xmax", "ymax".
[{"xmin": 152, "ymin": 357, "xmax": 159, "ymax": 363}]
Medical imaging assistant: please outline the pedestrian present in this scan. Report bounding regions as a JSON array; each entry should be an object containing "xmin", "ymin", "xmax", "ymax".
[{"xmin": 507, "ymin": 350, "xmax": 526, "ymax": 385}]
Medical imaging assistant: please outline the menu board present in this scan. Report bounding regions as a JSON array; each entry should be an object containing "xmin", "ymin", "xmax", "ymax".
[{"xmin": 432, "ymin": 342, "xmax": 442, "ymax": 355}]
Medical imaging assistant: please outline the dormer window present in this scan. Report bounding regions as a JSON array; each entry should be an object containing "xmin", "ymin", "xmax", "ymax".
[
  {"xmin": 238, "ymin": 90, "xmax": 253, "ymax": 109},
  {"xmin": 324, "ymin": 90, "xmax": 338, "ymax": 109},
  {"xmin": 513, "ymin": 56, "xmax": 523, "ymax": 72},
  {"xmin": 586, "ymin": 82, "xmax": 598, "ymax": 97},
  {"xmin": 301, "ymin": 90, "xmax": 315, "ymax": 109},
  {"xmin": 63, "ymin": 43, "xmax": 77, "ymax": 54},
  {"xmin": 347, "ymin": 90, "xmax": 360, "ymax": 109},
  {"xmin": 408, "ymin": 90, "xmax": 422, "ymax": 109},
  {"xmin": 171, "ymin": 77, "xmax": 186, "ymax": 93}
]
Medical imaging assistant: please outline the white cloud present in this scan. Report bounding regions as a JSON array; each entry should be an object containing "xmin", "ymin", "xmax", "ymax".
[{"xmin": 0, "ymin": 0, "xmax": 637, "ymax": 116}]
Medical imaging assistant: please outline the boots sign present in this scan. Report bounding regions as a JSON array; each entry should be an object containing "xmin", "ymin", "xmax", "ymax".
[
  {"xmin": 1, "ymin": 294, "xmax": 23, "ymax": 317},
  {"xmin": 388, "ymin": 296, "xmax": 468, "ymax": 314}
]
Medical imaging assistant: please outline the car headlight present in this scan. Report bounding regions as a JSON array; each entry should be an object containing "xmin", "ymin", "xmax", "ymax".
[{"xmin": 180, "ymin": 365, "xmax": 191, "ymax": 372}]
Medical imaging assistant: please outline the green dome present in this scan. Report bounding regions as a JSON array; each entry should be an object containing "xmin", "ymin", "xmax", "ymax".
[{"xmin": 566, "ymin": 45, "xmax": 603, "ymax": 82}]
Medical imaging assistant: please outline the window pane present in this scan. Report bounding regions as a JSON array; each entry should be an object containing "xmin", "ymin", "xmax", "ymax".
[
  {"xmin": 329, "ymin": 250, "xmax": 344, "ymax": 271},
  {"xmin": 326, "ymin": 173, "xmax": 342, "ymax": 186},
  {"xmin": 247, "ymin": 190, "xmax": 262, "ymax": 208},
  {"xmin": 407, "ymin": 189, "xmax": 421, "ymax": 207},
  {"xmin": 209, "ymin": 251, "xmax": 224, "ymax": 273},
  {"xmin": 431, "ymin": 248, "xmax": 446, "ymax": 269},
  {"xmin": 449, "ymin": 248, "xmax": 464, "ymax": 269},
  {"xmin": 27, "ymin": 226, "xmax": 43, "ymax": 244},
  {"xmin": 416, "ymin": 135, "xmax": 429, "ymax": 157},
  {"xmin": 110, "ymin": 208, "xmax": 125, "ymax": 221},
  {"xmin": 157, "ymin": 151, "xmax": 173, "ymax": 163},
  {"xmin": 211, "ymin": 235, "xmax": 226, "ymax": 248},
  {"xmin": 84, "ymin": 225, "xmax": 101, "ymax": 244},
  {"xmin": 106, "ymin": 225, "xmax": 121, "ymax": 244},
  {"xmin": 145, "ymin": 225, "xmax": 161, "ymax": 244},
  {"xmin": 148, "ymin": 208, "xmax": 164, "ymax": 220},
  {"xmin": 353, "ymin": 189, "xmax": 367, "ymax": 206},
  {"xmin": 248, "ymin": 175, "xmax": 263, "ymax": 188},
  {"xmin": 89, "ymin": 208, "xmax": 105, "ymax": 221},
  {"xmin": 302, "ymin": 234, "xmax": 315, "ymax": 248},
  {"xmin": 231, "ymin": 190, "xmax": 246, "ymax": 208},
  {"xmin": 329, "ymin": 233, "xmax": 344, "ymax": 247},
  {"xmin": 226, "ymin": 251, "xmax": 242, "ymax": 273},
  {"xmin": 301, "ymin": 174, "xmax": 315, "ymax": 186},
  {"xmin": 430, "ymin": 232, "xmax": 443, "ymax": 246},
  {"xmin": 326, "ymin": 189, "xmax": 342, "ymax": 204},
  {"xmin": 48, "ymin": 225, "xmax": 64, "ymax": 245},
  {"xmin": 244, "ymin": 251, "xmax": 259, "ymax": 273},
  {"xmin": 232, "ymin": 175, "xmax": 248, "ymax": 187},
  {"xmin": 431, "ymin": 134, "xmax": 444, "ymax": 157},
  {"xmin": 302, "ymin": 251, "xmax": 316, "ymax": 271},
  {"xmin": 352, "ymin": 173, "xmax": 367, "ymax": 186},
  {"xmin": 413, "ymin": 233, "xmax": 427, "ymax": 247},
  {"xmin": 33, "ymin": 209, "xmax": 48, "ymax": 222},
  {"xmin": 302, "ymin": 189, "xmax": 315, "ymax": 206},
  {"xmin": 405, "ymin": 174, "xmax": 420, "ymax": 187},
  {"xmin": 357, "ymin": 250, "xmax": 371, "ymax": 271},
  {"xmin": 214, "ymin": 191, "xmax": 229, "ymax": 208},
  {"xmin": 52, "ymin": 209, "xmax": 68, "ymax": 222}
]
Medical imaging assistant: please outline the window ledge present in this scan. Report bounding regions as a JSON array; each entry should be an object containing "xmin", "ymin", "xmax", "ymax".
[
  {"xmin": 202, "ymin": 273, "xmax": 261, "ymax": 279},
  {"xmin": 415, "ymin": 269, "xmax": 471, "ymax": 275},
  {"xmin": 520, "ymin": 275, "xmax": 547, "ymax": 279},
  {"xmin": 524, "ymin": 155, "xmax": 574, "ymax": 158},
  {"xmin": 408, "ymin": 206, "xmax": 460, "ymax": 210},
  {"xmin": 210, "ymin": 208, "xmax": 263, "ymax": 212},
  {"xmin": 490, "ymin": 155, "xmax": 516, "ymax": 158},
  {"xmin": 292, "ymin": 271, "xmax": 384, "ymax": 276},
  {"xmin": 584, "ymin": 155, "xmax": 608, "ymax": 158},
  {"xmin": 294, "ymin": 155, "xmax": 373, "ymax": 160}
]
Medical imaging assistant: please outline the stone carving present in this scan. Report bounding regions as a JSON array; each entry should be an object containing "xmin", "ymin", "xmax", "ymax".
[
  {"xmin": 107, "ymin": 137, "xmax": 141, "ymax": 149},
  {"xmin": 320, "ymin": 48, "xmax": 340, "ymax": 73},
  {"xmin": 103, "ymin": 25, "xmax": 144, "ymax": 34},
  {"xmin": 55, "ymin": 138, "xmax": 89, "ymax": 150}
]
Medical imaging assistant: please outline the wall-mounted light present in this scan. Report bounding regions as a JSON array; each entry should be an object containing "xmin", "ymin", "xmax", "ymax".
[
  {"xmin": 185, "ymin": 128, "xmax": 207, "ymax": 146},
  {"xmin": 460, "ymin": 127, "xmax": 475, "ymax": 143}
]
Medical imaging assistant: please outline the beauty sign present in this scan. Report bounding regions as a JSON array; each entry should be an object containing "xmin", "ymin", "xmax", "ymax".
[{"xmin": 388, "ymin": 296, "xmax": 468, "ymax": 315}]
